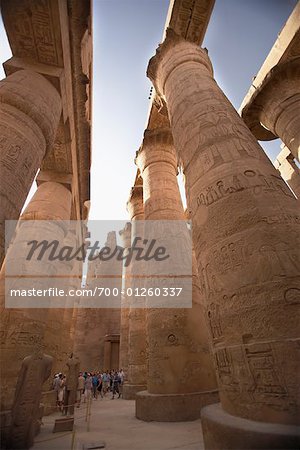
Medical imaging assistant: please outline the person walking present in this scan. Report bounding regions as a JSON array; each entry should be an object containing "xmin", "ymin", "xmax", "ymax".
[
  {"xmin": 102, "ymin": 372, "xmax": 109, "ymax": 396},
  {"xmin": 57, "ymin": 375, "xmax": 66, "ymax": 412},
  {"xmin": 111, "ymin": 372, "xmax": 121, "ymax": 399},
  {"xmin": 84, "ymin": 373, "xmax": 93, "ymax": 403},
  {"xmin": 77, "ymin": 372, "xmax": 85, "ymax": 407},
  {"xmin": 92, "ymin": 373, "xmax": 99, "ymax": 399}
]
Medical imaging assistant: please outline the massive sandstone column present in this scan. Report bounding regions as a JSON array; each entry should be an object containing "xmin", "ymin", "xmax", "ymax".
[
  {"xmin": 126, "ymin": 184, "xmax": 147, "ymax": 393},
  {"xmin": 135, "ymin": 127, "xmax": 218, "ymax": 421},
  {"xmin": 119, "ymin": 222, "xmax": 132, "ymax": 378},
  {"xmin": 0, "ymin": 70, "xmax": 62, "ymax": 265},
  {"xmin": 147, "ymin": 29, "xmax": 300, "ymax": 447},
  {"xmin": 241, "ymin": 58, "xmax": 300, "ymax": 162},
  {"xmin": 122, "ymin": 183, "xmax": 148, "ymax": 399},
  {"xmin": 0, "ymin": 182, "xmax": 72, "ymax": 411}
]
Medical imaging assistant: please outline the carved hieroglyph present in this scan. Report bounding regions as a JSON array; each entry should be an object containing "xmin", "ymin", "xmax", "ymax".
[
  {"xmin": 123, "ymin": 183, "xmax": 148, "ymax": 397},
  {"xmin": 136, "ymin": 126, "xmax": 217, "ymax": 396},
  {"xmin": 0, "ymin": 70, "xmax": 62, "ymax": 265},
  {"xmin": 147, "ymin": 29, "xmax": 300, "ymax": 425},
  {"xmin": 0, "ymin": 182, "xmax": 72, "ymax": 410}
]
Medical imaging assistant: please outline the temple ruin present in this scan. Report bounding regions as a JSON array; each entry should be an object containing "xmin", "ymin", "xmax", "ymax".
[{"xmin": 0, "ymin": 0, "xmax": 299, "ymax": 449}]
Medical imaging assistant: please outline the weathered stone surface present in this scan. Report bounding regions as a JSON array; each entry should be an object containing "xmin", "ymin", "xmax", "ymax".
[
  {"xmin": 201, "ymin": 403, "xmax": 300, "ymax": 450},
  {"xmin": 63, "ymin": 354, "xmax": 80, "ymax": 416},
  {"xmin": 0, "ymin": 182, "xmax": 72, "ymax": 411},
  {"xmin": 274, "ymin": 145, "xmax": 300, "ymax": 199},
  {"xmin": 240, "ymin": 1, "xmax": 300, "ymax": 161},
  {"xmin": 10, "ymin": 347, "xmax": 53, "ymax": 449},
  {"xmin": 135, "ymin": 124, "xmax": 217, "ymax": 420},
  {"xmin": 241, "ymin": 58, "xmax": 300, "ymax": 162},
  {"xmin": 136, "ymin": 390, "xmax": 219, "ymax": 422},
  {"xmin": 0, "ymin": 70, "xmax": 62, "ymax": 264},
  {"xmin": 147, "ymin": 29, "xmax": 300, "ymax": 426},
  {"xmin": 119, "ymin": 222, "xmax": 132, "ymax": 379},
  {"xmin": 126, "ymin": 182, "xmax": 146, "ymax": 392},
  {"xmin": 1, "ymin": 0, "xmax": 92, "ymax": 219},
  {"xmin": 123, "ymin": 182, "xmax": 148, "ymax": 399}
]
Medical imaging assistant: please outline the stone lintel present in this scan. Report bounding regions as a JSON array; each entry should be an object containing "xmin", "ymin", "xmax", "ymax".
[
  {"xmin": 104, "ymin": 334, "xmax": 120, "ymax": 343},
  {"xmin": 240, "ymin": 1, "xmax": 300, "ymax": 114},
  {"xmin": 240, "ymin": 1, "xmax": 300, "ymax": 142}
]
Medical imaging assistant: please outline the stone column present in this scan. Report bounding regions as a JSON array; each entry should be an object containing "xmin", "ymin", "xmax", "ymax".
[
  {"xmin": 119, "ymin": 223, "xmax": 132, "ymax": 380},
  {"xmin": 0, "ymin": 182, "xmax": 72, "ymax": 411},
  {"xmin": 122, "ymin": 183, "xmax": 148, "ymax": 400},
  {"xmin": 135, "ymin": 127, "xmax": 218, "ymax": 421},
  {"xmin": 274, "ymin": 145, "xmax": 300, "ymax": 199},
  {"xmin": 0, "ymin": 70, "xmax": 62, "ymax": 265},
  {"xmin": 241, "ymin": 58, "xmax": 300, "ymax": 162},
  {"xmin": 147, "ymin": 29, "xmax": 300, "ymax": 447}
]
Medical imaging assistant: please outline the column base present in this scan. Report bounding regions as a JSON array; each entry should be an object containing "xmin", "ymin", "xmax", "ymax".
[
  {"xmin": 123, "ymin": 383, "xmax": 147, "ymax": 400},
  {"xmin": 136, "ymin": 389, "xmax": 219, "ymax": 422},
  {"xmin": 201, "ymin": 403, "xmax": 300, "ymax": 450}
]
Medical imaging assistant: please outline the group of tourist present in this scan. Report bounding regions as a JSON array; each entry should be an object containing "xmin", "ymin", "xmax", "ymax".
[{"xmin": 53, "ymin": 369, "xmax": 125, "ymax": 411}]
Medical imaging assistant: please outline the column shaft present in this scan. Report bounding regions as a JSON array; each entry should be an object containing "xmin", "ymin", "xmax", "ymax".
[
  {"xmin": 123, "ymin": 183, "xmax": 148, "ymax": 399},
  {"xmin": 147, "ymin": 30, "xmax": 300, "ymax": 428},
  {"xmin": 0, "ymin": 182, "xmax": 72, "ymax": 410},
  {"xmin": 135, "ymin": 126, "xmax": 218, "ymax": 421}
]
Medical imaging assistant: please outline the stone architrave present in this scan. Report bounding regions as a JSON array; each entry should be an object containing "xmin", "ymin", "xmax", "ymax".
[
  {"xmin": 10, "ymin": 346, "xmax": 53, "ymax": 449},
  {"xmin": 147, "ymin": 29, "xmax": 300, "ymax": 447},
  {"xmin": 122, "ymin": 182, "xmax": 148, "ymax": 400},
  {"xmin": 135, "ymin": 126, "xmax": 218, "ymax": 421},
  {"xmin": 0, "ymin": 70, "xmax": 62, "ymax": 265},
  {"xmin": 64, "ymin": 353, "xmax": 80, "ymax": 416}
]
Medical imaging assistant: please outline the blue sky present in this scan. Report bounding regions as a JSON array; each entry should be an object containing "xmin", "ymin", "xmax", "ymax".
[{"xmin": 0, "ymin": 0, "xmax": 298, "ymax": 220}]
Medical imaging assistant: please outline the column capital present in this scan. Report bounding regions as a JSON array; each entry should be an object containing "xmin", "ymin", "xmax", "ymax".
[
  {"xmin": 0, "ymin": 69, "xmax": 62, "ymax": 150},
  {"xmin": 147, "ymin": 28, "xmax": 213, "ymax": 99},
  {"xmin": 135, "ymin": 127, "xmax": 177, "ymax": 174},
  {"xmin": 127, "ymin": 184, "xmax": 144, "ymax": 221},
  {"xmin": 241, "ymin": 57, "xmax": 300, "ymax": 141},
  {"xmin": 119, "ymin": 222, "xmax": 132, "ymax": 249}
]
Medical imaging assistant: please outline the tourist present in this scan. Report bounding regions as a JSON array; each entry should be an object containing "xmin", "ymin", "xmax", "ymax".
[
  {"xmin": 77, "ymin": 372, "xmax": 85, "ymax": 407},
  {"xmin": 92, "ymin": 372, "xmax": 99, "ymax": 399},
  {"xmin": 52, "ymin": 373, "xmax": 61, "ymax": 405},
  {"xmin": 84, "ymin": 373, "xmax": 93, "ymax": 402},
  {"xmin": 111, "ymin": 371, "xmax": 121, "ymax": 399},
  {"xmin": 118, "ymin": 369, "xmax": 125, "ymax": 398},
  {"xmin": 102, "ymin": 371, "xmax": 110, "ymax": 396},
  {"xmin": 97, "ymin": 373, "xmax": 103, "ymax": 398},
  {"xmin": 57, "ymin": 375, "xmax": 66, "ymax": 412}
]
